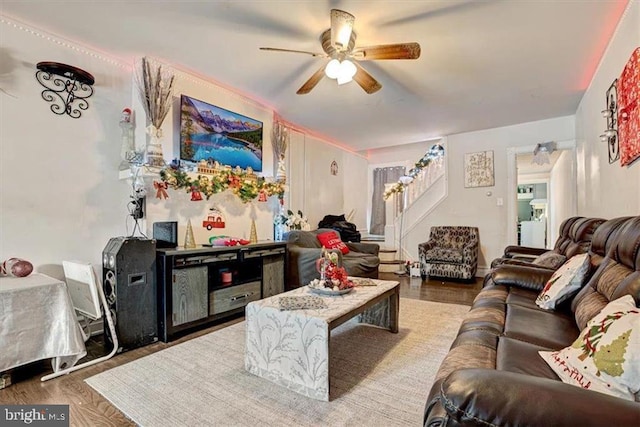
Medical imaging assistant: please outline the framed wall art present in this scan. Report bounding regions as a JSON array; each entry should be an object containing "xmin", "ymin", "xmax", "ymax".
[
  {"xmin": 179, "ymin": 94, "xmax": 263, "ymax": 171},
  {"xmin": 464, "ymin": 150, "xmax": 494, "ymax": 188},
  {"xmin": 618, "ymin": 47, "xmax": 639, "ymax": 166}
]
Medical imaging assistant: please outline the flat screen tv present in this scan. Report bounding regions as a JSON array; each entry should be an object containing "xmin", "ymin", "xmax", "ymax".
[{"xmin": 180, "ymin": 94, "xmax": 263, "ymax": 172}]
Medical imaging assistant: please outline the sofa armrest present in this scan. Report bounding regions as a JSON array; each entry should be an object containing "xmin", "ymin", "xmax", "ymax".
[
  {"xmin": 488, "ymin": 264, "xmax": 554, "ymax": 292},
  {"xmin": 419, "ymin": 240, "xmax": 437, "ymax": 253},
  {"xmin": 438, "ymin": 369, "xmax": 640, "ymax": 427},
  {"xmin": 346, "ymin": 242, "xmax": 379, "ymax": 255},
  {"xmin": 287, "ymin": 246, "xmax": 343, "ymax": 289},
  {"xmin": 503, "ymin": 245, "xmax": 548, "ymax": 259},
  {"xmin": 500, "ymin": 258, "xmax": 554, "ymax": 269},
  {"xmin": 462, "ymin": 242, "xmax": 478, "ymax": 264}
]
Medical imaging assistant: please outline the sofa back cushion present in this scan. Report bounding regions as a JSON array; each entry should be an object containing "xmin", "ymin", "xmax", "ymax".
[
  {"xmin": 553, "ymin": 216, "xmax": 584, "ymax": 252},
  {"xmin": 588, "ymin": 216, "xmax": 634, "ymax": 269},
  {"xmin": 286, "ymin": 229, "xmax": 323, "ymax": 248},
  {"xmin": 562, "ymin": 218, "xmax": 606, "ymax": 259},
  {"xmin": 572, "ymin": 216, "xmax": 640, "ymax": 330},
  {"xmin": 429, "ymin": 226, "xmax": 479, "ymax": 250}
]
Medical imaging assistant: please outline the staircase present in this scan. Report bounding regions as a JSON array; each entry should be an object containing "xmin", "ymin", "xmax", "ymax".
[
  {"xmin": 361, "ymin": 234, "xmax": 402, "ymax": 273},
  {"xmin": 378, "ymin": 248, "xmax": 403, "ymax": 273},
  {"xmin": 383, "ymin": 142, "xmax": 448, "ymax": 266}
]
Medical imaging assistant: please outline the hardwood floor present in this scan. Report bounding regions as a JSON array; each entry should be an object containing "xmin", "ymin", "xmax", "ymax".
[{"xmin": 0, "ymin": 273, "xmax": 481, "ymax": 426}]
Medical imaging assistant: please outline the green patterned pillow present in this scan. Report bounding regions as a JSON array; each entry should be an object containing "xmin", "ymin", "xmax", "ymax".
[{"xmin": 539, "ymin": 295, "xmax": 640, "ymax": 400}]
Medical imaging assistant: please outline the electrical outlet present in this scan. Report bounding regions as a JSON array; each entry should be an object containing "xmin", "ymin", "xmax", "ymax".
[{"xmin": 132, "ymin": 196, "xmax": 145, "ymax": 219}]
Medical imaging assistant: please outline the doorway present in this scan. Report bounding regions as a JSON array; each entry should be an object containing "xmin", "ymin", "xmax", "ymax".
[
  {"xmin": 516, "ymin": 180, "xmax": 549, "ymax": 247},
  {"xmin": 507, "ymin": 141, "xmax": 577, "ymax": 248}
]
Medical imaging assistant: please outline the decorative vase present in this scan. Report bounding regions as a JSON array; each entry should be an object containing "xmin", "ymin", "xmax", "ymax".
[
  {"xmin": 146, "ymin": 134, "xmax": 165, "ymax": 168},
  {"xmin": 276, "ymin": 156, "xmax": 287, "ymax": 183},
  {"xmin": 274, "ymin": 223, "xmax": 285, "ymax": 241}
]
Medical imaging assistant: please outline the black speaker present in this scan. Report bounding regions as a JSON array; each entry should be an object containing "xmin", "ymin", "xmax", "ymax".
[
  {"xmin": 153, "ymin": 221, "xmax": 178, "ymax": 248},
  {"xmin": 102, "ymin": 237, "xmax": 158, "ymax": 352}
]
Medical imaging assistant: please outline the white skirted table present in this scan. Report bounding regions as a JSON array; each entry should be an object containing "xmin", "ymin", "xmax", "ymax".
[
  {"xmin": 245, "ymin": 278, "xmax": 399, "ymax": 401},
  {"xmin": 0, "ymin": 273, "xmax": 86, "ymax": 374}
]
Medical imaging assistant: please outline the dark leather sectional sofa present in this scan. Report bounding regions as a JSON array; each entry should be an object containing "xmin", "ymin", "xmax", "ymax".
[
  {"xmin": 491, "ymin": 216, "xmax": 605, "ymax": 268},
  {"xmin": 424, "ymin": 216, "xmax": 640, "ymax": 426}
]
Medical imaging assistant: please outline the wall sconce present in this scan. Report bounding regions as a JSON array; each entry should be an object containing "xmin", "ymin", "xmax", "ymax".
[
  {"xmin": 599, "ymin": 79, "xmax": 619, "ymax": 164},
  {"xmin": 35, "ymin": 62, "xmax": 95, "ymax": 119}
]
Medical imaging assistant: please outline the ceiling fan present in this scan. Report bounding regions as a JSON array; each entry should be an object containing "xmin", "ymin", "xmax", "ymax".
[{"xmin": 260, "ymin": 9, "xmax": 421, "ymax": 95}]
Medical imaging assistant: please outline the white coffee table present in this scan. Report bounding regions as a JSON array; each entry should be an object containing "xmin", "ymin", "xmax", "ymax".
[{"xmin": 244, "ymin": 278, "xmax": 399, "ymax": 401}]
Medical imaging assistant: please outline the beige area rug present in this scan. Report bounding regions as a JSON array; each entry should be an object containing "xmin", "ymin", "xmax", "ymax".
[{"xmin": 85, "ymin": 298, "xmax": 469, "ymax": 426}]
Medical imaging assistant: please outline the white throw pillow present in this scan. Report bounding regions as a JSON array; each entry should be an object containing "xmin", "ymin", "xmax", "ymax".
[
  {"xmin": 539, "ymin": 295, "xmax": 640, "ymax": 401},
  {"xmin": 535, "ymin": 253, "xmax": 590, "ymax": 310}
]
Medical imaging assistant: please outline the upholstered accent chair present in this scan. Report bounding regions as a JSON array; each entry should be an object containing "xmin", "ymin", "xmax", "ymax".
[{"xmin": 418, "ymin": 226, "xmax": 479, "ymax": 281}]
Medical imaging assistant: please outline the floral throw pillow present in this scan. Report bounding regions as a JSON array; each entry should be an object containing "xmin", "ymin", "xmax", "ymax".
[
  {"xmin": 316, "ymin": 231, "xmax": 350, "ymax": 254},
  {"xmin": 532, "ymin": 251, "xmax": 567, "ymax": 269},
  {"xmin": 539, "ymin": 295, "xmax": 640, "ymax": 400},
  {"xmin": 535, "ymin": 253, "xmax": 590, "ymax": 310}
]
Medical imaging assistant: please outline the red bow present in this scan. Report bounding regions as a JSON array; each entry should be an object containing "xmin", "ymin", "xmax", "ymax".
[{"xmin": 153, "ymin": 181, "xmax": 169, "ymax": 199}]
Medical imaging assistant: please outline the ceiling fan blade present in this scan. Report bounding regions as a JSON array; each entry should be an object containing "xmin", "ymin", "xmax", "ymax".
[
  {"xmin": 330, "ymin": 9, "xmax": 355, "ymax": 52},
  {"xmin": 352, "ymin": 43, "xmax": 421, "ymax": 60},
  {"xmin": 352, "ymin": 62, "xmax": 382, "ymax": 94},
  {"xmin": 259, "ymin": 47, "xmax": 326, "ymax": 57},
  {"xmin": 296, "ymin": 64, "xmax": 327, "ymax": 95}
]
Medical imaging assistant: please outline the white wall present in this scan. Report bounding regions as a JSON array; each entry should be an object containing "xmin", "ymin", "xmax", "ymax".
[
  {"xmin": 549, "ymin": 149, "xmax": 577, "ymax": 245},
  {"xmin": 287, "ymin": 130, "xmax": 369, "ymax": 230},
  {"xmin": 0, "ymin": 17, "xmax": 131, "ymax": 277},
  {"xmin": 342, "ymin": 153, "xmax": 369, "ymax": 231},
  {"xmin": 0, "ymin": 17, "xmax": 370, "ymax": 276},
  {"xmin": 575, "ymin": 1, "xmax": 640, "ymax": 217},
  {"xmin": 402, "ymin": 116, "xmax": 576, "ymax": 273},
  {"xmin": 140, "ymin": 62, "xmax": 279, "ymax": 246}
]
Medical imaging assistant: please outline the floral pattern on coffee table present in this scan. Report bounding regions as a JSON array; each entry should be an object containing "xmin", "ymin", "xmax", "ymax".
[{"xmin": 244, "ymin": 279, "xmax": 399, "ymax": 401}]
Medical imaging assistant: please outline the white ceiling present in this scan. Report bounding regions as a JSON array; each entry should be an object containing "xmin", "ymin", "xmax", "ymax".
[{"xmin": 0, "ymin": 0, "xmax": 628, "ymax": 152}]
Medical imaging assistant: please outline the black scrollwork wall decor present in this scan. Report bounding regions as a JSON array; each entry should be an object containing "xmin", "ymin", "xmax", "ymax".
[
  {"xmin": 35, "ymin": 62, "xmax": 95, "ymax": 119},
  {"xmin": 600, "ymin": 79, "xmax": 619, "ymax": 164}
]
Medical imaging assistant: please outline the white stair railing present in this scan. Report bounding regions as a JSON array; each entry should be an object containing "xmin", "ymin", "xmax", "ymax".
[{"xmin": 384, "ymin": 145, "xmax": 447, "ymax": 259}]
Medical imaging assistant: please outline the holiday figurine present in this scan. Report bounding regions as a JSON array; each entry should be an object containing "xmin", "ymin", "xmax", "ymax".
[
  {"xmin": 119, "ymin": 108, "xmax": 140, "ymax": 166},
  {"xmin": 249, "ymin": 220, "xmax": 258, "ymax": 244},
  {"xmin": 190, "ymin": 187, "xmax": 203, "ymax": 201},
  {"xmin": 184, "ymin": 219, "xmax": 196, "ymax": 249}
]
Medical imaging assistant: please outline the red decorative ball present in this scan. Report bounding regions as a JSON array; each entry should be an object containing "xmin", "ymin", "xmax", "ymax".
[{"xmin": 2, "ymin": 258, "xmax": 33, "ymax": 277}]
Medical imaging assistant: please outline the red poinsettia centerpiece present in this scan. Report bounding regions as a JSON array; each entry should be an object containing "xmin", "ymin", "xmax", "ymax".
[
  {"xmin": 310, "ymin": 249, "xmax": 354, "ymax": 291},
  {"xmin": 324, "ymin": 262, "xmax": 354, "ymax": 290}
]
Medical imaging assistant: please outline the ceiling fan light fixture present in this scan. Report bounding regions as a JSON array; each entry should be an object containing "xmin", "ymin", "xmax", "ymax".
[
  {"xmin": 339, "ymin": 59, "xmax": 357, "ymax": 79},
  {"xmin": 325, "ymin": 59, "xmax": 357, "ymax": 84},
  {"xmin": 325, "ymin": 59, "xmax": 341, "ymax": 79},
  {"xmin": 331, "ymin": 9, "xmax": 355, "ymax": 50},
  {"xmin": 337, "ymin": 73, "xmax": 352, "ymax": 85},
  {"xmin": 532, "ymin": 141, "xmax": 556, "ymax": 165}
]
